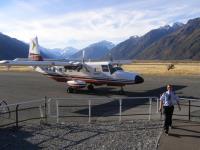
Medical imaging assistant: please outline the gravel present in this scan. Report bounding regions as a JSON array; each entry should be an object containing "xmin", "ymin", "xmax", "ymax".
[{"xmin": 0, "ymin": 120, "xmax": 163, "ymax": 150}]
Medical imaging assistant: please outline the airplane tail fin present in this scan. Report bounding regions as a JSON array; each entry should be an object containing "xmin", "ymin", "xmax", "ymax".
[{"xmin": 28, "ymin": 37, "xmax": 43, "ymax": 61}]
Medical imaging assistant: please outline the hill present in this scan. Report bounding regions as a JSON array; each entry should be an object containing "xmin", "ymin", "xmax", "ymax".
[
  {"xmin": 136, "ymin": 18, "xmax": 200, "ymax": 60},
  {"xmin": 106, "ymin": 23, "xmax": 184, "ymax": 60},
  {"xmin": 71, "ymin": 41, "xmax": 115, "ymax": 60},
  {"xmin": 0, "ymin": 33, "xmax": 49, "ymax": 60}
]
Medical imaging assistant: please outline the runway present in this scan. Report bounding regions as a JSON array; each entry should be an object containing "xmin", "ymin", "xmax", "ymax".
[{"xmin": 0, "ymin": 71, "xmax": 200, "ymax": 104}]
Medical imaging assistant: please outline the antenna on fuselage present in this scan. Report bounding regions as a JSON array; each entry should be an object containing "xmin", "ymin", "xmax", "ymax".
[
  {"xmin": 82, "ymin": 50, "xmax": 85, "ymax": 63},
  {"xmin": 109, "ymin": 52, "xmax": 113, "ymax": 62}
]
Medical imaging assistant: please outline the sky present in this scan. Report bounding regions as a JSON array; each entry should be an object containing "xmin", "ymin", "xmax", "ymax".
[{"xmin": 0, "ymin": 0, "xmax": 200, "ymax": 49}]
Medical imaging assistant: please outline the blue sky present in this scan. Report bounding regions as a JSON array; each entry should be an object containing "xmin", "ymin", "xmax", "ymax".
[{"xmin": 0, "ymin": 0, "xmax": 200, "ymax": 49}]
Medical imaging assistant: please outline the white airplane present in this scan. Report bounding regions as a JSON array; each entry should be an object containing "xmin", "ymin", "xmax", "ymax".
[{"xmin": 0, "ymin": 37, "xmax": 144, "ymax": 93}]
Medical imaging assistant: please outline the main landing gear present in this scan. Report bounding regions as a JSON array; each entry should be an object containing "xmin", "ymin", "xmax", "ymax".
[
  {"xmin": 67, "ymin": 87, "xmax": 74, "ymax": 93},
  {"xmin": 87, "ymin": 84, "xmax": 94, "ymax": 91},
  {"xmin": 67, "ymin": 84, "xmax": 95, "ymax": 93}
]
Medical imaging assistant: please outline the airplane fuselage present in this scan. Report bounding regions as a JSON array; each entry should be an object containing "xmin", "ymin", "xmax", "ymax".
[{"xmin": 36, "ymin": 61, "xmax": 144, "ymax": 86}]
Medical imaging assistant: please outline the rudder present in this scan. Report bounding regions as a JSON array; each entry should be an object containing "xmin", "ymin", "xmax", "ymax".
[{"xmin": 28, "ymin": 37, "xmax": 43, "ymax": 61}]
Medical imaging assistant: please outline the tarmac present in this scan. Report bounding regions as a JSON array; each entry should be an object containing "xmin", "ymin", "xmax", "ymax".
[
  {"xmin": 0, "ymin": 71, "xmax": 200, "ymax": 150},
  {"xmin": 158, "ymin": 120, "xmax": 200, "ymax": 150},
  {"xmin": 0, "ymin": 71, "xmax": 200, "ymax": 103}
]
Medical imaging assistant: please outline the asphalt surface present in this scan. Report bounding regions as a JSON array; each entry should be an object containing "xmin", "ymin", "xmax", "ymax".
[
  {"xmin": 0, "ymin": 71, "xmax": 200, "ymax": 104},
  {"xmin": 158, "ymin": 120, "xmax": 200, "ymax": 150},
  {"xmin": 0, "ymin": 71, "xmax": 200, "ymax": 150}
]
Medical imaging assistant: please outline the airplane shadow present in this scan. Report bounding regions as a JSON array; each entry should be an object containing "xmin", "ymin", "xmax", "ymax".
[
  {"xmin": 72, "ymin": 85, "xmax": 191, "ymax": 98},
  {"xmin": 74, "ymin": 85, "xmax": 187, "ymax": 116}
]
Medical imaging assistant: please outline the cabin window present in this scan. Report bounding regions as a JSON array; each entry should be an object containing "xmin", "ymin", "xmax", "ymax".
[
  {"xmin": 52, "ymin": 67, "xmax": 56, "ymax": 72},
  {"xmin": 58, "ymin": 68, "xmax": 63, "ymax": 72},
  {"xmin": 95, "ymin": 66, "xmax": 102, "ymax": 72},
  {"xmin": 101, "ymin": 65, "xmax": 109, "ymax": 72}
]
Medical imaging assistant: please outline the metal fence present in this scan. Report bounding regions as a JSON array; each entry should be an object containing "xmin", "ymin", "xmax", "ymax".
[
  {"xmin": 0, "ymin": 98, "xmax": 47, "ymax": 128},
  {"xmin": 0, "ymin": 96, "xmax": 200, "ymax": 128},
  {"xmin": 47, "ymin": 97, "xmax": 158, "ymax": 123},
  {"xmin": 173, "ymin": 98, "xmax": 200, "ymax": 121}
]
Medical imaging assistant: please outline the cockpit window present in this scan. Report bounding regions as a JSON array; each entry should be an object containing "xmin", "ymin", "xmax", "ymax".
[
  {"xmin": 101, "ymin": 65, "xmax": 109, "ymax": 72},
  {"xmin": 115, "ymin": 67, "xmax": 123, "ymax": 71},
  {"xmin": 108, "ymin": 64, "xmax": 115, "ymax": 74},
  {"xmin": 108, "ymin": 64, "xmax": 123, "ymax": 74}
]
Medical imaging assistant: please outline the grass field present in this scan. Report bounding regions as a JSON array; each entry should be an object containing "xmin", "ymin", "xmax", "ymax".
[
  {"xmin": 0, "ymin": 62, "xmax": 199, "ymax": 76},
  {"xmin": 123, "ymin": 62, "xmax": 200, "ymax": 76},
  {"xmin": 0, "ymin": 66, "xmax": 33, "ymax": 72}
]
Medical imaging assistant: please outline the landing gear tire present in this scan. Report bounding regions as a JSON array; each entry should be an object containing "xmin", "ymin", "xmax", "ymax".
[
  {"xmin": 67, "ymin": 87, "xmax": 74, "ymax": 93},
  {"xmin": 87, "ymin": 84, "xmax": 94, "ymax": 91},
  {"xmin": 119, "ymin": 86, "xmax": 125, "ymax": 95}
]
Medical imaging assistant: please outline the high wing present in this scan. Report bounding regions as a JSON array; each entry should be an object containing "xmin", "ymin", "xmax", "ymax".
[
  {"xmin": 0, "ymin": 60, "xmax": 81, "ymax": 67},
  {"xmin": 109, "ymin": 60, "xmax": 132, "ymax": 65}
]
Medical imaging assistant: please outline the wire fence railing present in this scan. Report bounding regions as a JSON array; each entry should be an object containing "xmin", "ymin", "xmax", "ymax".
[
  {"xmin": 47, "ymin": 97, "xmax": 158, "ymax": 123},
  {"xmin": 0, "ymin": 98, "xmax": 48, "ymax": 128},
  {"xmin": 0, "ymin": 96, "xmax": 200, "ymax": 128}
]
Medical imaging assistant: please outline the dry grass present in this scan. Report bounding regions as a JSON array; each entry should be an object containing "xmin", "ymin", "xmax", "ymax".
[
  {"xmin": 0, "ymin": 62, "xmax": 199, "ymax": 76},
  {"xmin": 123, "ymin": 62, "xmax": 200, "ymax": 76},
  {"xmin": 0, "ymin": 66, "xmax": 33, "ymax": 72}
]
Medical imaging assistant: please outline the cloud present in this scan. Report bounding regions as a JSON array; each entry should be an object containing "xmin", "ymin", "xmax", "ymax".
[{"xmin": 0, "ymin": 0, "xmax": 200, "ymax": 49}]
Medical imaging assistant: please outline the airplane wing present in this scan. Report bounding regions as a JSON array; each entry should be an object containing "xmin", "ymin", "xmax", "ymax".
[
  {"xmin": 110, "ymin": 60, "xmax": 132, "ymax": 65},
  {"xmin": 0, "ymin": 60, "xmax": 81, "ymax": 67}
]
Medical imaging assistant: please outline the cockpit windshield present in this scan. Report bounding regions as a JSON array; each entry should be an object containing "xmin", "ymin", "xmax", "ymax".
[
  {"xmin": 108, "ymin": 64, "xmax": 123, "ymax": 74},
  {"xmin": 114, "ymin": 66, "xmax": 123, "ymax": 71}
]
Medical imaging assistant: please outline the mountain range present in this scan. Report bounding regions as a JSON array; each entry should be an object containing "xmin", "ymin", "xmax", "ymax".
[
  {"xmin": 0, "ymin": 17, "xmax": 200, "ymax": 60},
  {"xmin": 70, "ymin": 40, "xmax": 115, "ymax": 60},
  {"xmin": 136, "ymin": 19, "xmax": 200, "ymax": 59},
  {"xmin": 40, "ymin": 47, "xmax": 79, "ymax": 59},
  {"xmin": 106, "ymin": 18, "xmax": 200, "ymax": 60},
  {"xmin": 0, "ymin": 33, "xmax": 114, "ymax": 60},
  {"xmin": 0, "ymin": 33, "xmax": 49, "ymax": 60}
]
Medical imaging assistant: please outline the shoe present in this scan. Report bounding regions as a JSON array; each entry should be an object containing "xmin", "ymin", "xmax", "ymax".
[{"xmin": 164, "ymin": 130, "xmax": 169, "ymax": 135}]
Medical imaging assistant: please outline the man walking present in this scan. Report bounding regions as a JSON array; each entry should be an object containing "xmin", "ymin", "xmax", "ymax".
[{"xmin": 159, "ymin": 84, "xmax": 181, "ymax": 134}]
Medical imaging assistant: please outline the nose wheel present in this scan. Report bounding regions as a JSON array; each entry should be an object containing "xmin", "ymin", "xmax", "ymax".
[{"xmin": 119, "ymin": 86, "xmax": 125, "ymax": 94}]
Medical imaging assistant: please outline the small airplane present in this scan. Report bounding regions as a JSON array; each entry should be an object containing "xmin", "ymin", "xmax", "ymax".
[{"xmin": 0, "ymin": 37, "xmax": 144, "ymax": 93}]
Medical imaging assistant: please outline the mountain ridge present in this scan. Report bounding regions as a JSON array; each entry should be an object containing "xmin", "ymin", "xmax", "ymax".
[
  {"xmin": 0, "ymin": 17, "xmax": 200, "ymax": 60},
  {"xmin": 71, "ymin": 40, "xmax": 115, "ymax": 60}
]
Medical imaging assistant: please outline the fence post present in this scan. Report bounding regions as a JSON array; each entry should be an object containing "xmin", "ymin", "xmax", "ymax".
[
  {"xmin": 56, "ymin": 100, "xmax": 59, "ymax": 123},
  {"xmin": 188, "ymin": 100, "xmax": 191, "ymax": 121},
  {"xmin": 39, "ymin": 105, "xmax": 44, "ymax": 118},
  {"xmin": 119, "ymin": 99, "xmax": 122, "ymax": 122},
  {"xmin": 16, "ymin": 104, "xmax": 19, "ymax": 128},
  {"xmin": 157, "ymin": 97, "xmax": 159, "ymax": 113},
  {"xmin": 48, "ymin": 98, "xmax": 51, "ymax": 115},
  {"xmin": 44, "ymin": 96, "xmax": 47, "ymax": 123},
  {"xmin": 88, "ymin": 100, "xmax": 91, "ymax": 123},
  {"xmin": 149, "ymin": 98, "xmax": 152, "ymax": 121}
]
